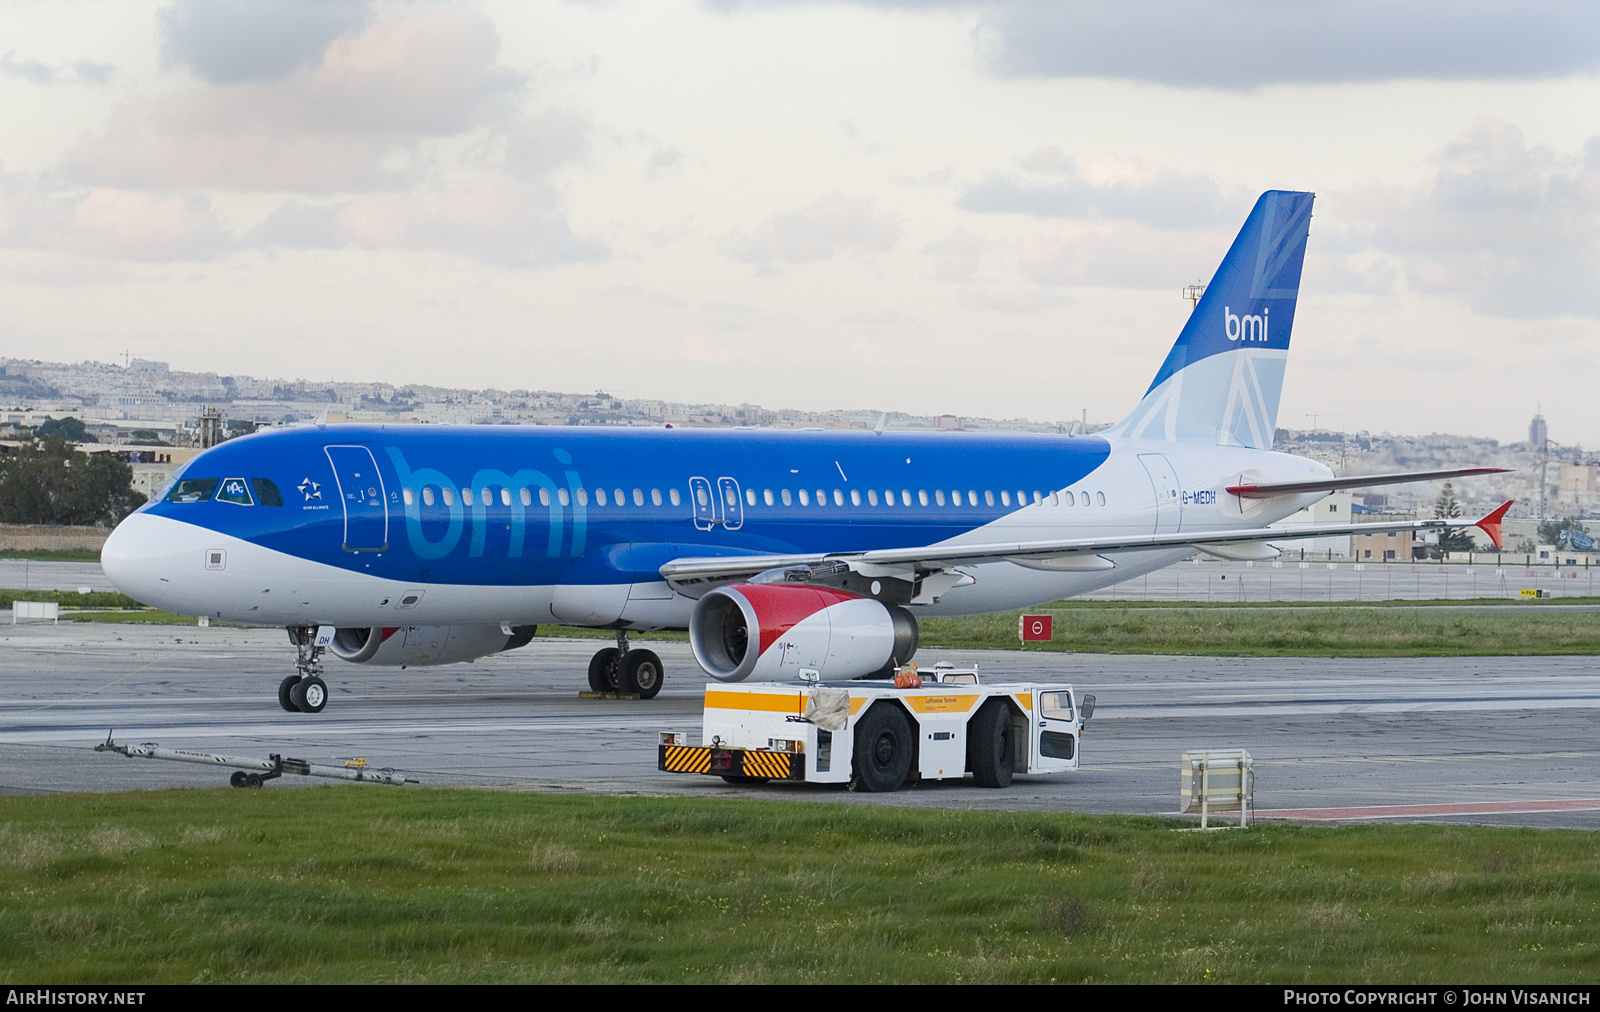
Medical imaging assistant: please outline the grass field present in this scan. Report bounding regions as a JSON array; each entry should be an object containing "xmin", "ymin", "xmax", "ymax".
[
  {"xmin": 5, "ymin": 588, "xmax": 1597, "ymax": 655},
  {"xmin": 919, "ymin": 604, "xmax": 1600, "ymax": 656},
  {"xmin": 0, "ymin": 549, "xmax": 103, "ymax": 562},
  {"xmin": 1, "ymin": 789, "xmax": 1597, "ymax": 984}
]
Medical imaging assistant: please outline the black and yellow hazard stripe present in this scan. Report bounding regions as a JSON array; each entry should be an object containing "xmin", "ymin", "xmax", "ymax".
[
  {"xmin": 660, "ymin": 745, "xmax": 713, "ymax": 773},
  {"xmin": 658, "ymin": 745, "xmax": 803, "ymax": 780},
  {"xmin": 739, "ymin": 750, "xmax": 794, "ymax": 779}
]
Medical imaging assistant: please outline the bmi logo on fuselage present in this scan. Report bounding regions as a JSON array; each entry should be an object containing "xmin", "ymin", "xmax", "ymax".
[{"xmin": 1224, "ymin": 306, "xmax": 1269, "ymax": 342}]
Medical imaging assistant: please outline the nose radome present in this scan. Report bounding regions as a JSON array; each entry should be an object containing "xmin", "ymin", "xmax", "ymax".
[{"xmin": 100, "ymin": 512, "xmax": 195, "ymax": 608}]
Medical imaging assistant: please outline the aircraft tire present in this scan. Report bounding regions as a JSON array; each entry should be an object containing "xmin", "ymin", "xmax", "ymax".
[
  {"xmin": 278, "ymin": 675, "xmax": 301, "ymax": 713},
  {"xmin": 968, "ymin": 699, "xmax": 1015, "ymax": 788},
  {"xmin": 619, "ymin": 649, "xmax": 663, "ymax": 699},
  {"xmin": 290, "ymin": 676, "xmax": 328, "ymax": 713},
  {"xmin": 587, "ymin": 647, "xmax": 620, "ymax": 693},
  {"xmin": 852, "ymin": 703, "xmax": 913, "ymax": 793}
]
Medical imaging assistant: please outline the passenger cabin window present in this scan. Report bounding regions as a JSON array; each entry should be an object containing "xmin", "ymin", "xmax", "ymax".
[
  {"xmin": 596, "ymin": 488, "xmax": 608, "ymax": 506},
  {"xmin": 482, "ymin": 488, "xmax": 493, "ymax": 507},
  {"xmin": 934, "ymin": 490, "xmax": 945, "ymax": 506},
  {"xmin": 558, "ymin": 488, "xmax": 570, "ymax": 507},
  {"xmin": 166, "ymin": 478, "xmax": 219, "ymax": 504},
  {"xmin": 918, "ymin": 490, "xmax": 929, "ymax": 506},
  {"xmin": 576, "ymin": 488, "xmax": 588, "ymax": 506},
  {"xmin": 521, "ymin": 488, "xmax": 532, "ymax": 507},
  {"xmin": 669, "ymin": 488, "xmax": 681, "ymax": 507},
  {"xmin": 615, "ymin": 488, "xmax": 625, "ymax": 506},
  {"xmin": 1097, "ymin": 492, "xmax": 1106, "ymax": 506},
  {"xmin": 745, "ymin": 488, "xmax": 757, "ymax": 507},
  {"xmin": 832, "ymin": 489, "xmax": 844, "ymax": 506},
  {"xmin": 216, "ymin": 478, "xmax": 253, "ymax": 506},
  {"xmin": 867, "ymin": 490, "xmax": 878, "ymax": 506},
  {"xmin": 1079, "ymin": 490, "xmax": 1090, "ymax": 507},
  {"xmin": 423, "ymin": 487, "xmax": 436, "ymax": 506},
  {"xmin": 798, "ymin": 489, "xmax": 810, "ymax": 505},
  {"xmin": 984, "ymin": 490, "xmax": 995, "ymax": 506},
  {"xmin": 651, "ymin": 489, "xmax": 663, "ymax": 506},
  {"xmin": 539, "ymin": 488, "xmax": 551, "ymax": 507},
  {"xmin": 884, "ymin": 490, "xmax": 895, "ymax": 505},
  {"xmin": 634, "ymin": 489, "xmax": 645, "ymax": 506},
  {"xmin": 1064, "ymin": 491, "xmax": 1075, "ymax": 506},
  {"xmin": 500, "ymin": 488, "xmax": 511, "ymax": 506},
  {"xmin": 764, "ymin": 489, "xmax": 775, "ymax": 506},
  {"xmin": 1001, "ymin": 490, "xmax": 1010, "ymax": 506},
  {"xmin": 443, "ymin": 488, "xmax": 455, "ymax": 506},
  {"xmin": 781, "ymin": 489, "xmax": 792, "ymax": 505},
  {"xmin": 1049, "ymin": 491, "xmax": 1060, "ymax": 506},
  {"xmin": 850, "ymin": 489, "xmax": 861, "ymax": 506},
  {"xmin": 251, "ymin": 478, "xmax": 284, "ymax": 507},
  {"xmin": 403, "ymin": 488, "xmax": 415, "ymax": 506}
]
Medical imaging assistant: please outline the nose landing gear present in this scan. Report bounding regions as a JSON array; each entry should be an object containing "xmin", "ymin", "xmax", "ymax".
[{"xmin": 281, "ymin": 627, "xmax": 331, "ymax": 713}]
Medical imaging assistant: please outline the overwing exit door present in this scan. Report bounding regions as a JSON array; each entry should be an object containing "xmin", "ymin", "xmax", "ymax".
[
  {"xmin": 324, "ymin": 445, "xmax": 389, "ymax": 552},
  {"xmin": 688, "ymin": 476, "xmax": 745, "ymax": 531}
]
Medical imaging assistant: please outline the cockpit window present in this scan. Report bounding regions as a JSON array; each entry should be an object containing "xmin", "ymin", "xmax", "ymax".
[
  {"xmin": 166, "ymin": 478, "xmax": 219, "ymax": 504},
  {"xmin": 251, "ymin": 478, "xmax": 284, "ymax": 507},
  {"xmin": 216, "ymin": 478, "xmax": 254, "ymax": 506}
]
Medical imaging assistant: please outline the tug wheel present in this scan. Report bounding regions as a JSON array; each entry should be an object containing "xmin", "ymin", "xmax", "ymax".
[{"xmin": 230, "ymin": 771, "xmax": 248, "ymax": 788}]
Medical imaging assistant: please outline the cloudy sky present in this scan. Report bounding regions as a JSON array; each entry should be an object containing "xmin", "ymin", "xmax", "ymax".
[{"xmin": 2, "ymin": 1, "xmax": 1599, "ymax": 445}]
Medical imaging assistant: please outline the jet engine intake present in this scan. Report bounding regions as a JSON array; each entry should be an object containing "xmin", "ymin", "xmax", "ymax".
[
  {"xmin": 690, "ymin": 583, "xmax": 917, "ymax": 682},
  {"xmin": 327, "ymin": 624, "xmax": 537, "ymax": 667}
]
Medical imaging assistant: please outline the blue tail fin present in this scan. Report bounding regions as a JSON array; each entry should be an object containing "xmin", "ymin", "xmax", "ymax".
[{"xmin": 1112, "ymin": 190, "xmax": 1314, "ymax": 448}]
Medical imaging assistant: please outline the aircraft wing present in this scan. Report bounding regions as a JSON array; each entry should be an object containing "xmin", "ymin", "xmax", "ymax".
[
  {"xmin": 658, "ymin": 501, "xmax": 1514, "ymax": 582},
  {"xmin": 1226, "ymin": 467, "xmax": 1509, "ymax": 499}
]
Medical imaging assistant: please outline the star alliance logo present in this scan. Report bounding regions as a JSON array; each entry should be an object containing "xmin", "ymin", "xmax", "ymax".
[{"xmin": 298, "ymin": 478, "xmax": 322, "ymax": 501}]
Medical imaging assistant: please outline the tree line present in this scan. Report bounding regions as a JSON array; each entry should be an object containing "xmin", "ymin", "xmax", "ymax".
[{"xmin": 0, "ymin": 437, "xmax": 146, "ymax": 527}]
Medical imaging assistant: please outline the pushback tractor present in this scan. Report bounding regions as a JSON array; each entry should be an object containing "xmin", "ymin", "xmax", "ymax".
[{"xmin": 659, "ymin": 664, "xmax": 1094, "ymax": 791}]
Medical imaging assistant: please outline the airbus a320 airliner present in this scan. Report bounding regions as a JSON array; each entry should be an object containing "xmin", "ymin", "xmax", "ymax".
[{"xmin": 101, "ymin": 191, "xmax": 1511, "ymax": 713}]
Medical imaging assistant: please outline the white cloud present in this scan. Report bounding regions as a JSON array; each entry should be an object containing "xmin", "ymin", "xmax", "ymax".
[
  {"xmin": 158, "ymin": 0, "xmax": 372, "ymax": 85},
  {"xmin": 1331, "ymin": 120, "xmax": 1600, "ymax": 318},
  {"xmin": 0, "ymin": 173, "xmax": 230, "ymax": 262},
  {"xmin": 730, "ymin": 192, "xmax": 900, "ymax": 266}
]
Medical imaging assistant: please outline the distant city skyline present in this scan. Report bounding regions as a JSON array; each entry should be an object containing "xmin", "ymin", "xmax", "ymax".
[{"xmin": 2, "ymin": 3, "xmax": 1599, "ymax": 444}]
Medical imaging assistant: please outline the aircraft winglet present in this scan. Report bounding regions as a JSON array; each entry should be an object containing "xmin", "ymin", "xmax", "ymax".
[{"xmin": 1475, "ymin": 500, "xmax": 1514, "ymax": 550}]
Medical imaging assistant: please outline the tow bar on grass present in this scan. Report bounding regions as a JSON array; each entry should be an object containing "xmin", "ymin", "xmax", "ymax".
[{"xmin": 95, "ymin": 731, "xmax": 418, "ymax": 788}]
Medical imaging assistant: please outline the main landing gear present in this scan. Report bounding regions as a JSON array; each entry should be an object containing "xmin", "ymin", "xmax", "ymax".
[
  {"xmin": 280, "ymin": 626, "xmax": 330, "ymax": 713},
  {"xmin": 586, "ymin": 629, "xmax": 664, "ymax": 699}
]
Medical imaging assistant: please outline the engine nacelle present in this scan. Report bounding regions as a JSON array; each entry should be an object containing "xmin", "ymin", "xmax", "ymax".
[
  {"xmin": 690, "ymin": 584, "xmax": 917, "ymax": 682},
  {"xmin": 328, "ymin": 625, "xmax": 537, "ymax": 667}
]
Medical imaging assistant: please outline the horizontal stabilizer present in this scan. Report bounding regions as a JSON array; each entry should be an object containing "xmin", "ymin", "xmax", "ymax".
[{"xmin": 1226, "ymin": 467, "xmax": 1510, "ymax": 499}]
